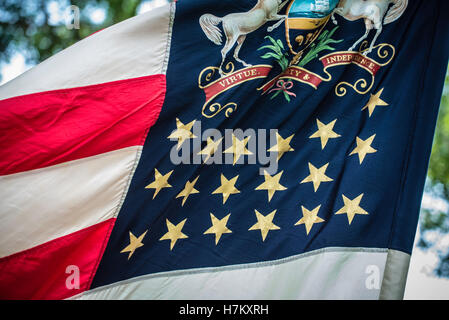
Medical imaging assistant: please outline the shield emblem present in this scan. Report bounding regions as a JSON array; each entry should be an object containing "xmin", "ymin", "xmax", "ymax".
[{"xmin": 285, "ymin": 0, "xmax": 340, "ymax": 55}]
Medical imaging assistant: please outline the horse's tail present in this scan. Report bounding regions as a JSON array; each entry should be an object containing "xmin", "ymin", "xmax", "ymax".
[
  {"xmin": 384, "ymin": 0, "xmax": 408, "ymax": 24},
  {"xmin": 199, "ymin": 14, "xmax": 223, "ymax": 45}
]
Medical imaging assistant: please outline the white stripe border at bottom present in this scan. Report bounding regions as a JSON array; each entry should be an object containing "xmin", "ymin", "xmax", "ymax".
[{"xmin": 72, "ymin": 247, "xmax": 411, "ymax": 300}]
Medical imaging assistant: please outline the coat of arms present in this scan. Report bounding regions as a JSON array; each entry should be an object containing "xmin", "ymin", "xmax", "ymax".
[{"xmin": 198, "ymin": 0, "xmax": 408, "ymax": 118}]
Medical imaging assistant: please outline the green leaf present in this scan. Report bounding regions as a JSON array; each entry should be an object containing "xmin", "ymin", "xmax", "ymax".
[
  {"xmin": 261, "ymin": 52, "xmax": 282, "ymax": 60},
  {"xmin": 276, "ymin": 39, "xmax": 285, "ymax": 50},
  {"xmin": 325, "ymin": 38, "xmax": 344, "ymax": 45},
  {"xmin": 259, "ymin": 44, "xmax": 282, "ymax": 56},
  {"xmin": 258, "ymin": 44, "xmax": 277, "ymax": 52},
  {"xmin": 270, "ymin": 90, "xmax": 282, "ymax": 100},
  {"xmin": 328, "ymin": 26, "xmax": 339, "ymax": 39},
  {"xmin": 278, "ymin": 57, "xmax": 289, "ymax": 71},
  {"xmin": 259, "ymin": 36, "xmax": 290, "ymax": 70},
  {"xmin": 317, "ymin": 30, "xmax": 329, "ymax": 41},
  {"xmin": 265, "ymin": 35, "xmax": 278, "ymax": 47},
  {"xmin": 317, "ymin": 45, "xmax": 335, "ymax": 52}
]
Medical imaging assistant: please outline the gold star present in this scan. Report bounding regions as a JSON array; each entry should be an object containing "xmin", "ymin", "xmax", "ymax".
[
  {"xmin": 249, "ymin": 209, "xmax": 280, "ymax": 241},
  {"xmin": 159, "ymin": 218, "xmax": 188, "ymax": 250},
  {"xmin": 335, "ymin": 194, "xmax": 369, "ymax": 225},
  {"xmin": 203, "ymin": 213, "xmax": 232, "ymax": 245},
  {"xmin": 176, "ymin": 176, "xmax": 200, "ymax": 206},
  {"xmin": 267, "ymin": 132, "xmax": 295, "ymax": 161},
  {"xmin": 309, "ymin": 119, "xmax": 341, "ymax": 149},
  {"xmin": 145, "ymin": 169, "xmax": 174, "ymax": 199},
  {"xmin": 300, "ymin": 162, "xmax": 333, "ymax": 192},
  {"xmin": 167, "ymin": 118, "xmax": 197, "ymax": 150},
  {"xmin": 223, "ymin": 134, "xmax": 253, "ymax": 165},
  {"xmin": 349, "ymin": 134, "xmax": 377, "ymax": 164},
  {"xmin": 212, "ymin": 174, "xmax": 240, "ymax": 204},
  {"xmin": 255, "ymin": 170, "xmax": 287, "ymax": 202},
  {"xmin": 198, "ymin": 137, "xmax": 223, "ymax": 162},
  {"xmin": 362, "ymin": 88, "xmax": 389, "ymax": 117},
  {"xmin": 120, "ymin": 230, "xmax": 148, "ymax": 260},
  {"xmin": 295, "ymin": 205, "xmax": 325, "ymax": 235}
]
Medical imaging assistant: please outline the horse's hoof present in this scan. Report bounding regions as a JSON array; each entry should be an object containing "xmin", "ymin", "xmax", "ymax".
[
  {"xmin": 267, "ymin": 27, "xmax": 273, "ymax": 32},
  {"xmin": 362, "ymin": 51, "xmax": 371, "ymax": 56}
]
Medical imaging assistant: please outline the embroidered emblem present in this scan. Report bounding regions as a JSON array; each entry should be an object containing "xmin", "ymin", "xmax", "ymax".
[{"xmin": 198, "ymin": 0, "xmax": 408, "ymax": 117}]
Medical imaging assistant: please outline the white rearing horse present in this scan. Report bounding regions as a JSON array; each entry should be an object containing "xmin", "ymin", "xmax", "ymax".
[
  {"xmin": 200, "ymin": 0, "xmax": 290, "ymax": 75},
  {"xmin": 332, "ymin": 0, "xmax": 408, "ymax": 54},
  {"xmin": 200, "ymin": 0, "xmax": 409, "ymax": 73}
]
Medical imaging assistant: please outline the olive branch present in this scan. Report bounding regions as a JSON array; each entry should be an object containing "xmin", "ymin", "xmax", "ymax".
[
  {"xmin": 257, "ymin": 36, "xmax": 289, "ymax": 71},
  {"xmin": 297, "ymin": 26, "xmax": 343, "ymax": 67},
  {"xmin": 256, "ymin": 28, "xmax": 342, "ymax": 103}
]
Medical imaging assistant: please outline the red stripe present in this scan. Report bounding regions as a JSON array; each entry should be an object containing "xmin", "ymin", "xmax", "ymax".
[
  {"xmin": 0, "ymin": 74, "xmax": 165, "ymax": 175},
  {"xmin": 0, "ymin": 218, "xmax": 115, "ymax": 300}
]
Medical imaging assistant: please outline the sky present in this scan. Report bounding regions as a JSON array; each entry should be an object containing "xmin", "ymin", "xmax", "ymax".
[{"xmin": 1, "ymin": 0, "xmax": 449, "ymax": 299}]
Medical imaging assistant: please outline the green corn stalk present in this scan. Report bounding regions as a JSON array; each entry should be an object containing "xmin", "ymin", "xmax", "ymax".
[
  {"xmin": 297, "ymin": 26, "xmax": 343, "ymax": 68},
  {"xmin": 258, "ymin": 36, "xmax": 289, "ymax": 71}
]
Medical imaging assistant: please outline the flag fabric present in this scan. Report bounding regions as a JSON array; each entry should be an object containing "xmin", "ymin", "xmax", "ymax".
[{"xmin": 1, "ymin": 0, "xmax": 449, "ymax": 300}]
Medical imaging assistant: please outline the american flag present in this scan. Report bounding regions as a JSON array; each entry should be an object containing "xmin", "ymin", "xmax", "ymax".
[{"xmin": 0, "ymin": 0, "xmax": 448, "ymax": 300}]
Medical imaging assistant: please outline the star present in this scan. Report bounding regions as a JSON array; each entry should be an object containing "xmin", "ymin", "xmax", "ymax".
[
  {"xmin": 300, "ymin": 162, "xmax": 333, "ymax": 192},
  {"xmin": 349, "ymin": 134, "xmax": 377, "ymax": 164},
  {"xmin": 223, "ymin": 134, "xmax": 253, "ymax": 165},
  {"xmin": 120, "ymin": 230, "xmax": 148, "ymax": 260},
  {"xmin": 255, "ymin": 170, "xmax": 287, "ymax": 202},
  {"xmin": 362, "ymin": 88, "xmax": 389, "ymax": 117},
  {"xmin": 335, "ymin": 194, "xmax": 369, "ymax": 225},
  {"xmin": 212, "ymin": 174, "xmax": 240, "ymax": 204},
  {"xmin": 167, "ymin": 118, "xmax": 197, "ymax": 150},
  {"xmin": 309, "ymin": 119, "xmax": 341, "ymax": 149},
  {"xmin": 203, "ymin": 213, "xmax": 232, "ymax": 245},
  {"xmin": 249, "ymin": 209, "xmax": 280, "ymax": 241},
  {"xmin": 295, "ymin": 205, "xmax": 325, "ymax": 235},
  {"xmin": 159, "ymin": 218, "xmax": 188, "ymax": 250},
  {"xmin": 267, "ymin": 132, "xmax": 295, "ymax": 161},
  {"xmin": 145, "ymin": 169, "xmax": 174, "ymax": 199},
  {"xmin": 176, "ymin": 176, "xmax": 200, "ymax": 206},
  {"xmin": 198, "ymin": 137, "xmax": 223, "ymax": 162}
]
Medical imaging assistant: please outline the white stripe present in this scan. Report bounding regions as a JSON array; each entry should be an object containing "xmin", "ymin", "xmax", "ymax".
[
  {"xmin": 73, "ymin": 247, "xmax": 406, "ymax": 300},
  {"xmin": 0, "ymin": 146, "xmax": 141, "ymax": 258},
  {"xmin": 0, "ymin": 3, "xmax": 173, "ymax": 101}
]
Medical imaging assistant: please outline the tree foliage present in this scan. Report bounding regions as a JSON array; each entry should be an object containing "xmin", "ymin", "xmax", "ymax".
[
  {"xmin": 419, "ymin": 68, "xmax": 449, "ymax": 277},
  {"xmin": 428, "ymin": 70, "xmax": 449, "ymax": 197},
  {"xmin": 0, "ymin": 0, "xmax": 145, "ymax": 69}
]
